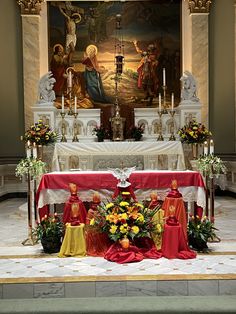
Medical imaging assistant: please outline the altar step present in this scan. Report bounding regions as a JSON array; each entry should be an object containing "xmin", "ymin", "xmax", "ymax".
[
  {"xmin": 1, "ymin": 275, "xmax": 236, "ymax": 299},
  {"xmin": 0, "ymin": 296, "xmax": 236, "ymax": 313}
]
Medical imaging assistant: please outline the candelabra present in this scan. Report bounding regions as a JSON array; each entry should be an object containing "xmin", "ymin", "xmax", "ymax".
[
  {"xmin": 60, "ymin": 112, "xmax": 67, "ymax": 142},
  {"xmin": 22, "ymin": 168, "xmax": 37, "ymax": 246},
  {"xmin": 168, "ymin": 110, "xmax": 176, "ymax": 141},
  {"xmin": 157, "ymin": 110, "xmax": 164, "ymax": 141},
  {"xmin": 72, "ymin": 112, "xmax": 79, "ymax": 142},
  {"xmin": 110, "ymin": 13, "xmax": 125, "ymax": 141}
]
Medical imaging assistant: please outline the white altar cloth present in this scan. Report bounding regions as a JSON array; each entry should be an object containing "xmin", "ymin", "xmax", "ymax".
[{"xmin": 52, "ymin": 141, "xmax": 186, "ymax": 171}]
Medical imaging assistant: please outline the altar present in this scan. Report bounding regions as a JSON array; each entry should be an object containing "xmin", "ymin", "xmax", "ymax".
[
  {"xmin": 52, "ymin": 141, "xmax": 186, "ymax": 172},
  {"xmin": 36, "ymin": 170, "xmax": 206, "ymax": 213}
]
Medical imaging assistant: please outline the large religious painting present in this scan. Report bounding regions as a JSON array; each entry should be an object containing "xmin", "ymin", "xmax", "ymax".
[{"xmin": 48, "ymin": 0, "xmax": 181, "ymax": 124}]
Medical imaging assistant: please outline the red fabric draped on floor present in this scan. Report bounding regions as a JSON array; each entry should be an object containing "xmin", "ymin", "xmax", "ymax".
[
  {"xmin": 103, "ymin": 215, "xmax": 196, "ymax": 263},
  {"xmin": 104, "ymin": 233, "xmax": 196, "ymax": 263}
]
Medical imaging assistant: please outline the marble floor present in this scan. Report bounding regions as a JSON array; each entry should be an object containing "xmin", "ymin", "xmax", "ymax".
[{"xmin": 0, "ymin": 196, "xmax": 236, "ymax": 284}]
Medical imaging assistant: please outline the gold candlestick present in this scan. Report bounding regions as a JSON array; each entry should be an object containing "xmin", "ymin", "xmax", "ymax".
[
  {"xmin": 168, "ymin": 110, "xmax": 176, "ymax": 141},
  {"xmin": 67, "ymin": 88, "xmax": 74, "ymax": 115},
  {"xmin": 60, "ymin": 112, "xmax": 67, "ymax": 142},
  {"xmin": 72, "ymin": 112, "xmax": 79, "ymax": 142},
  {"xmin": 157, "ymin": 110, "xmax": 164, "ymax": 141}
]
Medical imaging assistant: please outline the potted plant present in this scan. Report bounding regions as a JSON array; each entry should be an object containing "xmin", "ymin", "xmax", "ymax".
[
  {"xmin": 178, "ymin": 120, "xmax": 212, "ymax": 159},
  {"xmin": 33, "ymin": 213, "xmax": 65, "ymax": 253},
  {"xmin": 23, "ymin": 119, "xmax": 58, "ymax": 146},
  {"xmin": 187, "ymin": 215, "xmax": 218, "ymax": 252},
  {"xmin": 92, "ymin": 125, "xmax": 110, "ymax": 142},
  {"xmin": 129, "ymin": 124, "xmax": 145, "ymax": 141},
  {"xmin": 22, "ymin": 119, "xmax": 58, "ymax": 159}
]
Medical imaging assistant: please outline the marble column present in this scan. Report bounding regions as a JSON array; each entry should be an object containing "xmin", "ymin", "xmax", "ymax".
[
  {"xmin": 235, "ymin": 0, "xmax": 236, "ymax": 151},
  {"xmin": 182, "ymin": 0, "xmax": 212, "ymax": 127},
  {"xmin": 18, "ymin": 0, "xmax": 48, "ymax": 128}
]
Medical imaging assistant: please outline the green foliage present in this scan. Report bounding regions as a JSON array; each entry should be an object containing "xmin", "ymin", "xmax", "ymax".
[
  {"xmin": 15, "ymin": 157, "xmax": 47, "ymax": 179},
  {"xmin": 33, "ymin": 213, "xmax": 64, "ymax": 242},
  {"xmin": 92, "ymin": 125, "xmax": 110, "ymax": 140},
  {"xmin": 196, "ymin": 154, "xmax": 227, "ymax": 178},
  {"xmin": 187, "ymin": 215, "xmax": 218, "ymax": 243},
  {"xmin": 23, "ymin": 119, "xmax": 58, "ymax": 146},
  {"xmin": 129, "ymin": 124, "xmax": 145, "ymax": 141},
  {"xmin": 178, "ymin": 120, "xmax": 212, "ymax": 144}
]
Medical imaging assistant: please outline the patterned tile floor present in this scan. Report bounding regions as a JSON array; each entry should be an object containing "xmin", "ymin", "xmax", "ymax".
[{"xmin": 0, "ymin": 196, "xmax": 236, "ymax": 282}]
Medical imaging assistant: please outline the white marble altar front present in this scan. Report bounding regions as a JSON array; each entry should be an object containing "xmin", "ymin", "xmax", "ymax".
[{"xmin": 52, "ymin": 141, "xmax": 186, "ymax": 172}]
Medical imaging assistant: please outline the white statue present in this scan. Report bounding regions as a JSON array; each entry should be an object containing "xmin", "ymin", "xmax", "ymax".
[
  {"xmin": 180, "ymin": 71, "xmax": 199, "ymax": 102},
  {"xmin": 38, "ymin": 71, "xmax": 56, "ymax": 103},
  {"xmin": 108, "ymin": 166, "xmax": 136, "ymax": 188}
]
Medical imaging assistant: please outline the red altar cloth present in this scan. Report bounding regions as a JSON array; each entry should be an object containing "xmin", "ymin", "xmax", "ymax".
[
  {"xmin": 161, "ymin": 217, "xmax": 196, "ymax": 259},
  {"xmin": 36, "ymin": 171, "xmax": 205, "ymax": 218},
  {"xmin": 37, "ymin": 170, "xmax": 205, "ymax": 195}
]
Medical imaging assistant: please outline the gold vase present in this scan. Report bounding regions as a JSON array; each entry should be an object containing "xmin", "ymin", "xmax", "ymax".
[
  {"xmin": 191, "ymin": 143, "xmax": 199, "ymax": 160},
  {"xmin": 37, "ymin": 145, "xmax": 44, "ymax": 160}
]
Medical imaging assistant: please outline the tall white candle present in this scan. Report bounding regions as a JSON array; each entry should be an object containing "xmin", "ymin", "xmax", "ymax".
[
  {"xmin": 210, "ymin": 139, "xmax": 214, "ymax": 154},
  {"xmin": 171, "ymin": 93, "xmax": 174, "ymax": 110},
  {"xmin": 163, "ymin": 68, "xmax": 166, "ymax": 86},
  {"xmin": 74, "ymin": 96, "xmax": 77, "ymax": 113},
  {"xmin": 62, "ymin": 95, "xmax": 64, "ymax": 113},
  {"xmin": 68, "ymin": 70, "xmax": 72, "ymax": 88},
  {"xmin": 159, "ymin": 93, "xmax": 161, "ymax": 111},
  {"xmin": 204, "ymin": 141, "xmax": 208, "ymax": 155},
  {"xmin": 33, "ymin": 142, "xmax": 37, "ymax": 158},
  {"xmin": 26, "ymin": 141, "xmax": 31, "ymax": 158}
]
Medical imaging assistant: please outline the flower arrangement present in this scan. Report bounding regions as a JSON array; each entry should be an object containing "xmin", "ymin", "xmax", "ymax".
[
  {"xmin": 129, "ymin": 124, "xmax": 145, "ymax": 141},
  {"xmin": 92, "ymin": 125, "xmax": 110, "ymax": 141},
  {"xmin": 90, "ymin": 192, "xmax": 161, "ymax": 242},
  {"xmin": 15, "ymin": 157, "xmax": 47, "ymax": 179},
  {"xmin": 196, "ymin": 154, "xmax": 227, "ymax": 178},
  {"xmin": 33, "ymin": 213, "xmax": 64, "ymax": 241},
  {"xmin": 187, "ymin": 215, "xmax": 218, "ymax": 251},
  {"xmin": 23, "ymin": 119, "xmax": 58, "ymax": 146},
  {"xmin": 178, "ymin": 120, "xmax": 212, "ymax": 144}
]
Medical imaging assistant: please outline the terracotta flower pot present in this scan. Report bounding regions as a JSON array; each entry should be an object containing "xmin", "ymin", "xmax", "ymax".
[{"xmin": 119, "ymin": 237, "xmax": 130, "ymax": 249}]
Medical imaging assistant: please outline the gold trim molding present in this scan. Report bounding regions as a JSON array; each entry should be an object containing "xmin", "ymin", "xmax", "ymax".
[
  {"xmin": 187, "ymin": 0, "xmax": 212, "ymax": 14},
  {"xmin": 17, "ymin": 0, "xmax": 44, "ymax": 15}
]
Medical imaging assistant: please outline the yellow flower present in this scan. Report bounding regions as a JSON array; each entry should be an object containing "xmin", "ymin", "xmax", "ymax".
[
  {"xmin": 135, "ymin": 203, "xmax": 144, "ymax": 208},
  {"xmin": 106, "ymin": 202, "xmax": 114, "ymax": 209},
  {"xmin": 136, "ymin": 213, "xmax": 144, "ymax": 223},
  {"xmin": 90, "ymin": 218, "xmax": 95, "ymax": 226},
  {"xmin": 156, "ymin": 223, "xmax": 162, "ymax": 233},
  {"xmin": 120, "ymin": 213, "xmax": 128, "ymax": 220},
  {"xmin": 131, "ymin": 225, "xmax": 139, "ymax": 234},
  {"xmin": 120, "ymin": 224, "xmax": 128, "ymax": 234},
  {"xmin": 110, "ymin": 225, "xmax": 117, "ymax": 234},
  {"xmin": 119, "ymin": 201, "xmax": 129, "ymax": 207}
]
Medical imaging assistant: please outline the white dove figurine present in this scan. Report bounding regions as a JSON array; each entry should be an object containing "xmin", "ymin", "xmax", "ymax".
[{"xmin": 108, "ymin": 166, "xmax": 136, "ymax": 188}]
